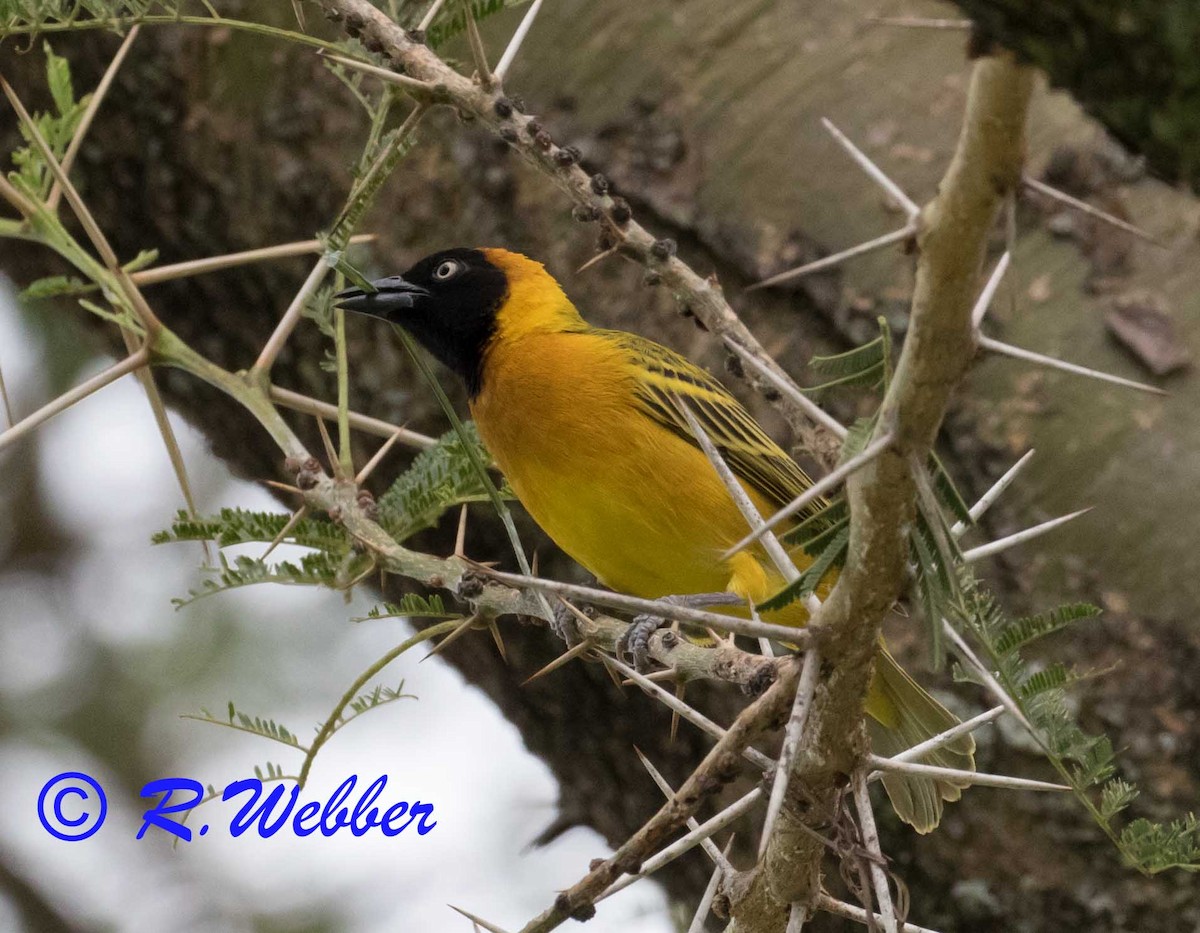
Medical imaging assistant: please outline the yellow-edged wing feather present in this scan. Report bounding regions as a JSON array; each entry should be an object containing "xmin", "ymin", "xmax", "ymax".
[{"xmin": 602, "ymin": 330, "xmax": 828, "ymax": 521}]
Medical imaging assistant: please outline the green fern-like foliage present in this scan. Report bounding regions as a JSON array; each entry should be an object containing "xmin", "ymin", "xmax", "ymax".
[
  {"xmin": 185, "ymin": 703, "xmax": 307, "ymax": 751},
  {"xmin": 375, "ymin": 422, "xmax": 511, "ymax": 541},
  {"xmin": 333, "ymin": 680, "xmax": 416, "ymax": 730},
  {"xmin": 948, "ymin": 571, "xmax": 1200, "ymax": 874},
  {"xmin": 153, "ymin": 507, "xmax": 352, "ymax": 552},
  {"xmin": 170, "ymin": 551, "xmax": 371, "ymax": 608},
  {"xmin": 353, "ymin": 594, "xmax": 455, "ymax": 622}
]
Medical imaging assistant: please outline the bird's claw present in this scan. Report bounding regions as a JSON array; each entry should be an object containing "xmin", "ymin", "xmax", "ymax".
[
  {"xmin": 618, "ymin": 612, "xmax": 666, "ymax": 672},
  {"xmin": 551, "ymin": 601, "xmax": 590, "ymax": 647}
]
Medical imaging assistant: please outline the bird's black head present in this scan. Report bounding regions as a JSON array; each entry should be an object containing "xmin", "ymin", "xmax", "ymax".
[{"xmin": 335, "ymin": 247, "xmax": 508, "ymax": 397}]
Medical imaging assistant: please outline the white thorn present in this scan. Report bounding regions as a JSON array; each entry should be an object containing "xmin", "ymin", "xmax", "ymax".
[
  {"xmin": 722, "ymin": 337, "xmax": 848, "ymax": 438},
  {"xmin": 0, "ymin": 348, "xmax": 148, "ymax": 453},
  {"xmin": 494, "ymin": 0, "xmax": 544, "ymax": 80},
  {"xmin": 723, "ymin": 433, "xmax": 893, "ymax": 559},
  {"xmin": 759, "ymin": 649, "xmax": 821, "ymax": 857},
  {"xmin": 674, "ymin": 395, "xmax": 799, "ymax": 584},
  {"xmin": 941, "ymin": 622, "xmax": 1037, "ymax": 736},
  {"xmin": 319, "ymin": 52, "xmax": 432, "ymax": 91},
  {"xmin": 635, "ymin": 750, "xmax": 734, "ymax": 872},
  {"xmin": 611, "ymin": 657, "xmax": 775, "ymax": 771},
  {"xmin": 1023, "ymin": 175, "xmax": 1161, "ymax": 245},
  {"xmin": 750, "ymin": 225, "xmax": 915, "ymax": 290},
  {"xmin": 866, "ymin": 755, "xmax": 1069, "ymax": 792},
  {"xmin": 486, "ymin": 569, "xmax": 811, "ymax": 646},
  {"xmin": 447, "ymin": 905, "xmax": 512, "ymax": 933},
  {"xmin": 821, "ymin": 117, "xmax": 920, "ymax": 218},
  {"xmin": 885, "ymin": 706, "xmax": 1004, "ymax": 765},
  {"xmin": 978, "ymin": 335, "xmax": 1167, "ymax": 396},
  {"xmin": 971, "ymin": 251, "xmax": 1011, "ymax": 328},
  {"xmin": 963, "ymin": 508, "xmax": 1092, "ymax": 563},
  {"xmin": 952, "ymin": 450, "xmax": 1036, "ymax": 536},
  {"xmin": 599, "ymin": 789, "xmax": 761, "ymax": 900},
  {"xmin": 852, "ymin": 772, "xmax": 898, "ymax": 933},
  {"xmin": 818, "ymin": 893, "xmax": 946, "ymax": 933},
  {"xmin": 686, "ymin": 855, "xmax": 728, "ymax": 933},
  {"xmin": 786, "ymin": 902, "xmax": 809, "ymax": 933},
  {"xmin": 253, "ymin": 259, "xmax": 331, "ymax": 376},
  {"xmin": 418, "ymin": 0, "xmax": 449, "ymax": 31}
]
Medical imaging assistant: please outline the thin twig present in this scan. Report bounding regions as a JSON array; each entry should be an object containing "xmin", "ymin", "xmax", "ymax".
[
  {"xmin": 0, "ymin": 170, "xmax": 41, "ymax": 220},
  {"xmin": 268, "ymin": 385, "xmax": 436, "ymax": 449},
  {"xmin": 132, "ymin": 235, "xmax": 375, "ymax": 287},
  {"xmin": 460, "ymin": 0, "xmax": 493, "ymax": 89},
  {"xmin": 0, "ymin": 77, "xmax": 160, "ymax": 335},
  {"xmin": 1, "ymin": 79, "xmax": 119, "ymax": 267},
  {"xmin": 515, "ymin": 656, "xmax": 802, "ymax": 929},
  {"xmin": 484, "ymin": 568, "xmax": 813, "ymax": 646}
]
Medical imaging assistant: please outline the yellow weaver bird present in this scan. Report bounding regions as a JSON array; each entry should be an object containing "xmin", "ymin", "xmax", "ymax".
[{"xmin": 337, "ymin": 247, "xmax": 974, "ymax": 832}]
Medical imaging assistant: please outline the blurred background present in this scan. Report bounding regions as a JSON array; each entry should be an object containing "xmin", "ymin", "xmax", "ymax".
[
  {"xmin": 3, "ymin": 1, "xmax": 1200, "ymax": 931},
  {"xmin": 0, "ymin": 285, "xmax": 668, "ymax": 932}
]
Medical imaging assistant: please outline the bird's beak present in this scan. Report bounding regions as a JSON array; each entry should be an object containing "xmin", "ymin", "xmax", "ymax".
[{"xmin": 334, "ymin": 276, "xmax": 431, "ymax": 319}]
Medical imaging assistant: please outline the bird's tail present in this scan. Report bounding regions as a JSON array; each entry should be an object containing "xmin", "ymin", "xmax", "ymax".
[{"xmin": 865, "ymin": 646, "xmax": 975, "ymax": 833}]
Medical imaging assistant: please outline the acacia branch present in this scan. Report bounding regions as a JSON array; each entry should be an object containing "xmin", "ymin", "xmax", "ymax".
[{"xmin": 728, "ymin": 53, "xmax": 1035, "ymax": 930}]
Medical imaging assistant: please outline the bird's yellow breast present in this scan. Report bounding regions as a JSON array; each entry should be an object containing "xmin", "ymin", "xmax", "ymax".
[{"xmin": 470, "ymin": 330, "xmax": 801, "ymax": 605}]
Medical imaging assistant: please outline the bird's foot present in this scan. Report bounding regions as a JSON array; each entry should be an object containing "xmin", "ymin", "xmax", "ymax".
[
  {"xmin": 550, "ymin": 600, "xmax": 593, "ymax": 648},
  {"xmin": 617, "ymin": 592, "xmax": 743, "ymax": 672}
]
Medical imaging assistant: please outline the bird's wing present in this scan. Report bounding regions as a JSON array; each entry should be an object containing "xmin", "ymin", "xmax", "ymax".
[{"xmin": 603, "ymin": 330, "xmax": 825, "ymax": 518}]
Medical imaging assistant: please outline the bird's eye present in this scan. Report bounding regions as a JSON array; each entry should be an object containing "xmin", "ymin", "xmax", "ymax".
[{"xmin": 433, "ymin": 260, "xmax": 461, "ymax": 281}]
